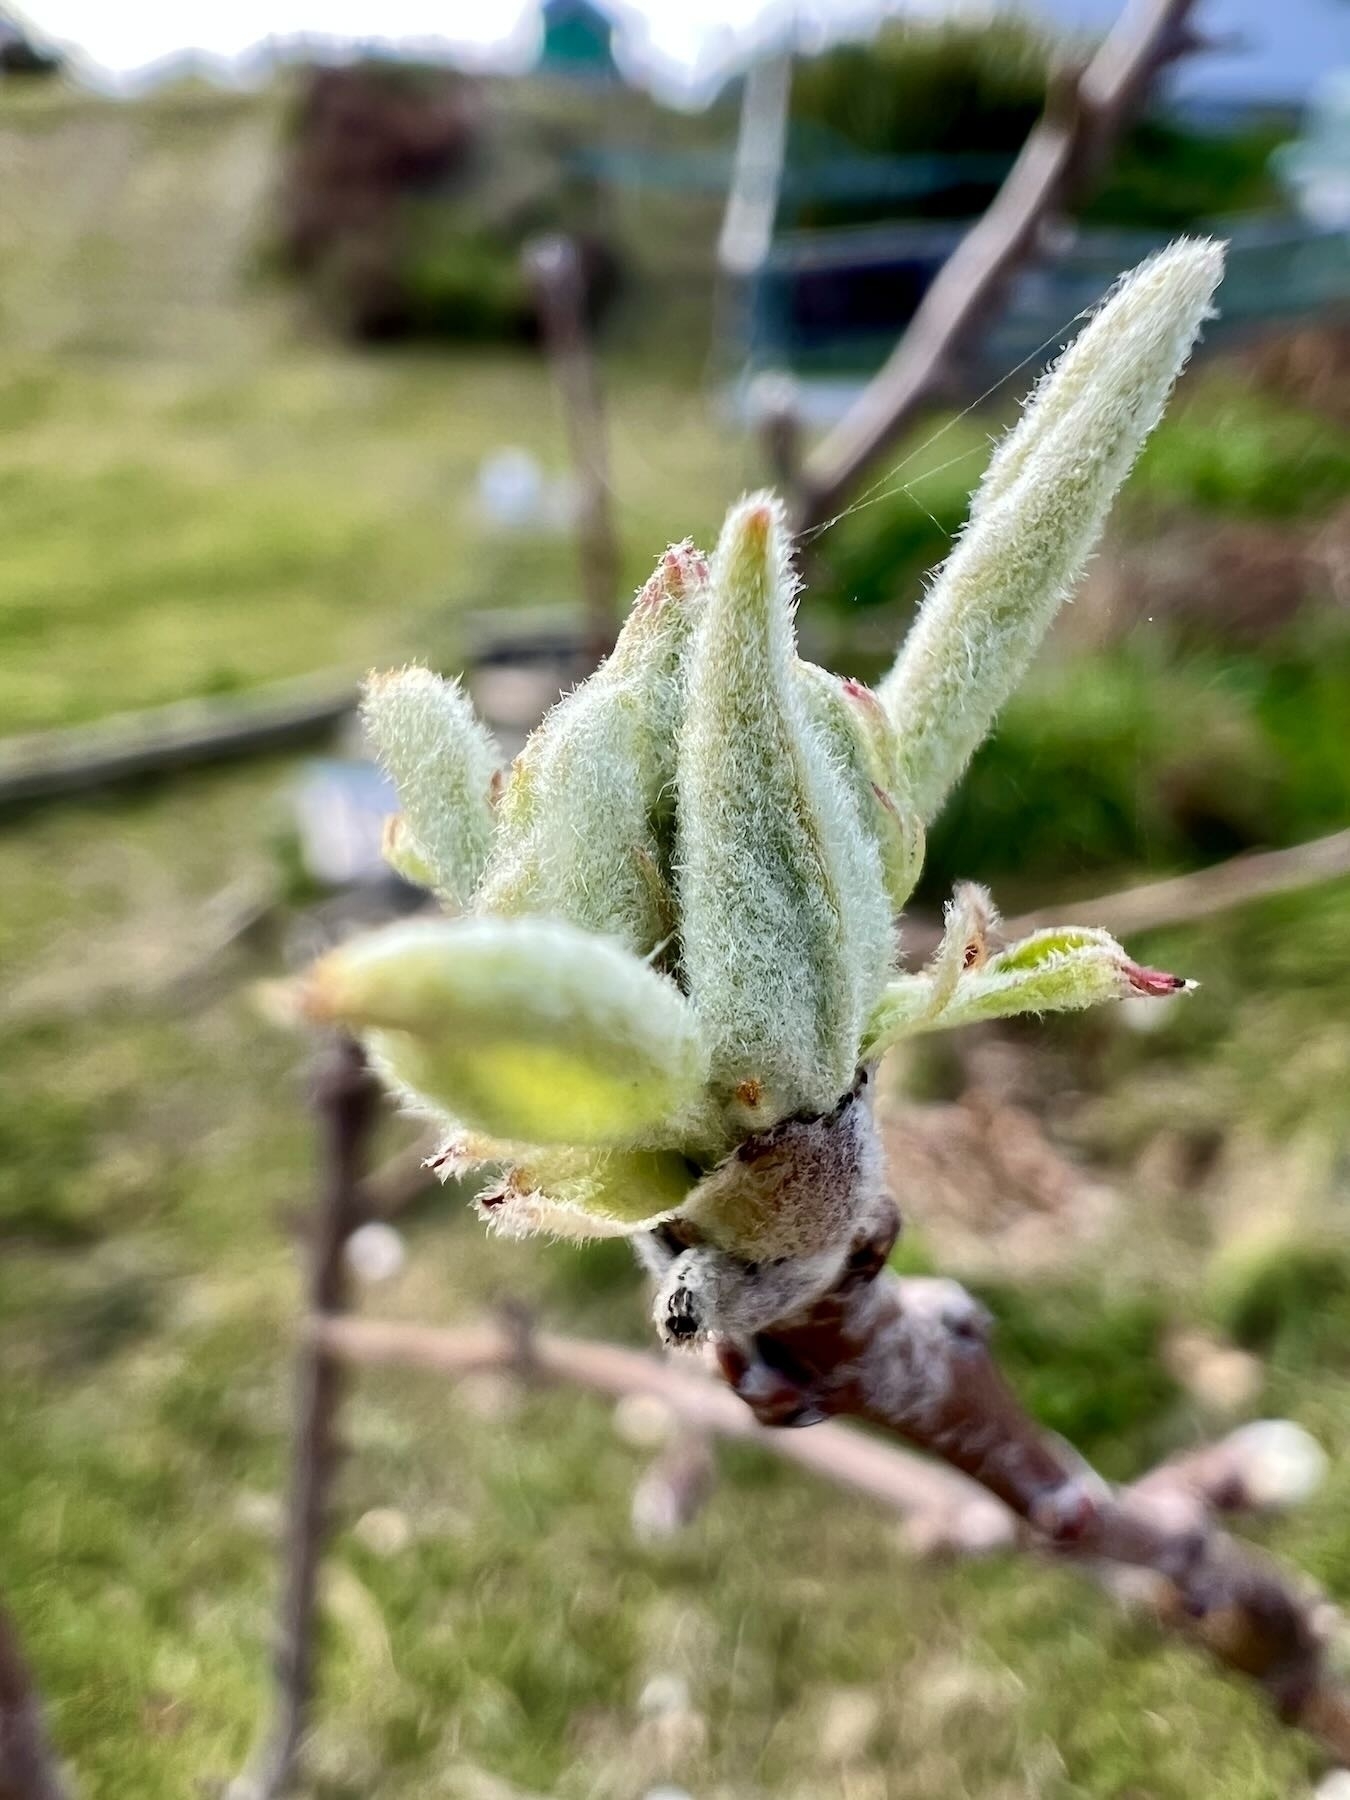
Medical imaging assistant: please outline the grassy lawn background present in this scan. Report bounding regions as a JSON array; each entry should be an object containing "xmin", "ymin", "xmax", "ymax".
[{"xmin": 3, "ymin": 80, "xmax": 1350, "ymax": 1799}]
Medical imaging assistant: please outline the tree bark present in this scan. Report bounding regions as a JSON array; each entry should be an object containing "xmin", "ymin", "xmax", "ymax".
[
  {"xmin": 244, "ymin": 1036, "xmax": 376, "ymax": 1800},
  {"xmin": 0, "ymin": 1596, "xmax": 71, "ymax": 1800}
]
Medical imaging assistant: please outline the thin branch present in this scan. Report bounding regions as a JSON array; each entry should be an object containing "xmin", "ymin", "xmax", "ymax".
[
  {"xmin": 1003, "ymin": 827, "xmax": 1350, "ymax": 945},
  {"xmin": 310, "ymin": 1313, "xmax": 983, "ymax": 1524},
  {"xmin": 312, "ymin": 1298, "xmax": 1350, "ymax": 1760},
  {"xmin": 524, "ymin": 234, "xmax": 621, "ymax": 667},
  {"xmin": 905, "ymin": 825, "xmax": 1350, "ymax": 963},
  {"xmin": 720, "ymin": 1246, "xmax": 1350, "ymax": 1760},
  {"xmin": 717, "ymin": 48, "xmax": 793, "ymax": 282},
  {"xmin": 0, "ymin": 1595, "xmax": 72, "ymax": 1800},
  {"xmin": 794, "ymin": 0, "xmax": 1198, "ymax": 535},
  {"xmin": 243, "ymin": 1036, "xmax": 378, "ymax": 1800},
  {"xmin": 0, "ymin": 672, "xmax": 355, "ymax": 810}
]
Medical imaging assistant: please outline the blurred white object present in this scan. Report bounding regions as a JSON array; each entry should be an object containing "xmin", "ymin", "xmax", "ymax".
[
  {"xmin": 1226, "ymin": 1419, "xmax": 1328, "ymax": 1508},
  {"xmin": 1278, "ymin": 74, "xmax": 1350, "ymax": 229},
  {"xmin": 352, "ymin": 1506, "xmax": 413, "ymax": 1557},
  {"xmin": 1117, "ymin": 990, "xmax": 1184, "ymax": 1034},
  {"xmin": 613, "ymin": 1391, "xmax": 676, "ymax": 1449},
  {"xmin": 294, "ymin": 759, "xmax": 398, "ymax": 887},
  {"xmin": 639, "ymin": 1672, "xmax": 691, "ymax": 1719},
  {"xmin": 474, "ymin": 448, "xmax": 578, "ymax": 535},
  {"xmin": 1315, "ymin": 1770, "xmax": 1350, "ymax": 1800},
  {"xmin": 476, "ymin": 447, "xmax": 546, "ymax": 528},
  {"xmin": 1164, "ymin": 1327, "xmax": 1263, "ymax": 1413},
  {"xmin": 344, "ymin": 1221, "xmax": 407, "ymax": 1285}
]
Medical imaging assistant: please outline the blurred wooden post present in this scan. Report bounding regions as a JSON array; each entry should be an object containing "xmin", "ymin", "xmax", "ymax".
[
  {"xmin": 0, "ymin": 1596, "xmax": 71, "ymax": 1800},
  {"xmin": 246, "ymin": 1036, "xmax": 376, "ymax": 1800},
  {"xmin": 752, "ymin": 369, "xmax": 804, "ymax": 499},
  {"xmin": 716, "ymin": 46, "xmax": 795, "ymax": 462},
  {"xmin": 793, "ymin": 0, "xmax": 1200, "ymax": 534},
  {"xmin": 718, "ymin": 48, "xmax": 793, "ymax": 287},
  {"xmin": 524, "ymin": 235, "xmax": 620, "ymax": 666}
]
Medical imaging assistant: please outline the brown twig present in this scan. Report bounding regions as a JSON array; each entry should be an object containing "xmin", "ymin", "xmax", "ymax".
[
  {"xmin": 722, "ymin": 1240, "xmax": 1350, "ymax": 1759},
  {"xmin": 793, "ymin": 0, "xmax": 1198, "ymax": 535},
  {"xmin": 310, "ymin": 1313, "xmax": 986, "ymax": 1523},
  {"xmin": 0, "ymin": 1596, "xmax": 71, "ymax": 1800},
  {"xmin": 244, "ymin": 1036, "xmax": 377, "ymax": 1800},
  {"xmin": 1003, "ymin": 827, "xmax": 1350, "ymax": 944},
  {"xmin": 314, "ymin": 1277, "xmax": 1350, "ymax": 1763},
  {"xmin": 525, "ymin": 234, "xmax": 621, "ymax": 667},
  {"xmin": 905, "ymin": 825, "xmax": 1350, "ymax": 963}
]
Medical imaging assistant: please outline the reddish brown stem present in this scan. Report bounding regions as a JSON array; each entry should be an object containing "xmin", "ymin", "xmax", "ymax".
[
  {"xmin": 313, "ymin": 1297, "xmax": 1350, "ymax": 1760},
  {"xmin": 524, "ymin": 234, "xmax": 620, "ymax": 667},
  {"xmin": 0, "ymin": 1596, "xmax": 71, "ymax": 1800},
  {"xmin": 793, "ymin": 0, "xmax": 1199, "ymax": 534},
  {"xmin": 726, "ymin": 1257, "xmax": 1348, "ymax": 1753},
  {"xmin": 245, "ymin": 1035, "xmax": 377, "ymax": 1800}
]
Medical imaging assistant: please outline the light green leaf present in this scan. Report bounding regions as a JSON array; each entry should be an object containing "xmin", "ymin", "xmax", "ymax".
[
  {"xmin": 473, "ymin": 1145, "xmax": 696, "ymax": 1240},
  {"xmin": 476, "ymin": 542, "xmax": 707, "ymax": 956},
  {"xmin": 361, "ymin": 666, "xmax": 501, "ymax": 909},
  {"xmin": 301, "ymin": 916, "xmax": 710, "ymax": 1148},
  {"xmin": 880, "ymin": 238, "xmax": 1226, "ymax": 822},
  {"xmin": 863, "ymin": 922, "xmax": 1190, "ymax": 1058}
]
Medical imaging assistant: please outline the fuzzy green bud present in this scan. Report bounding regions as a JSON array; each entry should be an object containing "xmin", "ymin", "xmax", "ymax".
[
  {"xmin": 300, "ymin": 916, "xmax": 709, "ymax": 1148},
  {"xmin": 796, "ymin": 662, "xmax": 925, "ymax": 914},
  {"xmin": 676, "ymin": 495, "xmax": 893, "ymax": 1135},
  {"xmin": 475, "ymin": 543, "xmax": 707, "ymax": 957},
  {"xmin": 880, "ymin": 238, "xmax": 1226, "ymax": 823},
  {"xmin": 473, "ymin": 1146, "xmax": 696, "ymax": 1240},
  {"xmin": 361, "ymin": 667, "xmax": 501, "ymax": 909}
]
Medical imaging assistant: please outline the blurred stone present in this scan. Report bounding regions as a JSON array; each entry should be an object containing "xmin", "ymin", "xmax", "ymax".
[
  {"xmin": 816, "ymin": 1685, "xmax": 881, "ymax": 1762},
  {"xmin": 910, "ymin": 1653, "xmax": 1021, "ymax": 1726},
  {"xmin": 640, "ymin": 1672, "xmax": 692, "ymax": 1718},
  {"xmin": 614, "ymin": 1392, "xmax": 676, "ymax": 1450},
  {"xmin": 633, "ymin": 1703, "xmax": 707, "ymax": 1767},
  {"xmin": 1226, "ymin": 1419, "xmax": 1328, "ymax": 1509},
  {"xmin": 352, "ymin": 1506, "xmax": 412, "ymax": 1557},
  {"xmin": 457, "ymin": 1370, "xmax": 522, "ymax": 1422},
  {"xmin": 233, "ymin": 1489, "xmax": 283, "ymax": 1538},
  {"xmin": 631, "ymin": 1436, "xmax": 717, "ymax": 1544},
  {"xmin": 899, "ymin": 1495, "xmax": 1015, "ymax": 1559},
  {"xmin": 344, "ymin": 1221, "xmax": 407, "ymax": 1285},
  {"xmin": 1164, "ymin": 1328, "xmax": 1263, "ymax": 1413}
]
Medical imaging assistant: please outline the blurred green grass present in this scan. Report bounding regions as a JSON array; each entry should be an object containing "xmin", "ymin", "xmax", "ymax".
[{"xmin": 2, "ymin": 78, "xmax": 1350, "ymax": 1800}]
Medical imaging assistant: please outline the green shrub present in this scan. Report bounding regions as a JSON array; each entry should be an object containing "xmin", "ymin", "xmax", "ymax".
[
  {"xmin": 788, "ymin": 15, "xmax": 1287, "ymax": 230},
  {"xmin": 791, "ymin": 15, "xmax": 1052, "ymax": 165},
  {"xmin": 1134, "ymin": 385, "xmax": 1350, "ymax": 518},
  {"xmin": 975, "ymin": 1277, "xmax": 1179, "ymax": 1478},
  {"xmin": 1208, "ymin": 1240, "xmax": 1350, "ymax": 1373}
]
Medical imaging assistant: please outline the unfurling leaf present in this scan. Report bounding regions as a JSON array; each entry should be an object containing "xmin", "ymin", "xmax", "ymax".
[
  {"xmin": 475, "ymin": 542, "xmax": 707, "ymax": 956},
  {"xmin": 473, "ymin": 1146, "xmax": 696, "ymax": 1240},
  {"xmin": 881, "ymin": 238, "xmax": 1225, "ymax": 823},
  {"xmin": 299, "ymin": 917, "xmax": 709, "ymax": 1148},
  {"xmin": 795, "ymin": 663, "xmax": 925, "ymax": 914},
  {"xmin": 676, "ymin": 495, "xmax": 893, "ymax": 1136},
  {"xmin": 361, "ymin": 667, "xmax": 501, "ymax": 908},
  {"xmin": 863, "ymin": 920, "xmax": 1191, "ymax": 1058}
]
